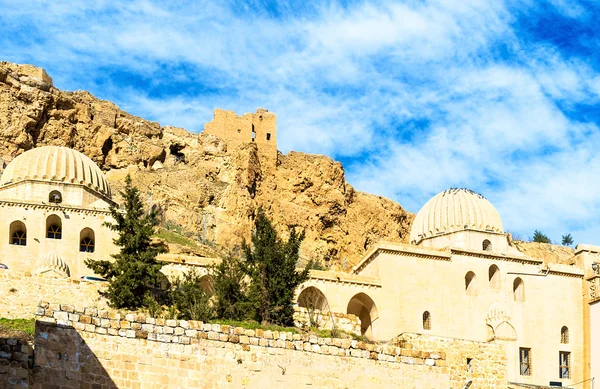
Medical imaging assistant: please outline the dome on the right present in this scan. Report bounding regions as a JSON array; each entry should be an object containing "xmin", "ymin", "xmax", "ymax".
[{"xmin": 410, "ymin": 188, "xmax": 503, "ymax": 245}]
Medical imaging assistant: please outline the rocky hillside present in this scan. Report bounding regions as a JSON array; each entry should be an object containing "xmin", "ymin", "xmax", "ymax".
[{"xmin": 0, "ymin": 61, "xmax": 413, "ymax": 269}]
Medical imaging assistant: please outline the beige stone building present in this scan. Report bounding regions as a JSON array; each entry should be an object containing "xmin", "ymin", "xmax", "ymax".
[
  {"xmin": 297, "ymin": 188, "xmax": 600, "ymax": 388},
  {"xmin": 0, "ymin": 146, "xmax": 118, "ymax": 278},
  {"xmin": 1, "ymin": 145, "xmax": 598, "ymax": 388}
]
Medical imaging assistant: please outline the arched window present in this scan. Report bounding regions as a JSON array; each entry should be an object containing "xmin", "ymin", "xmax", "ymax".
[
  {"xmin": 298, "ymin": 287, "xmax": 330, "ymax": 312},
  {"xmin": 79, "ymin": 228, "xmax": 95, "ymax": 253},
  {"xmin": 561, "ymin": 326, "xmax": 569, "ymax": 344},
  {"xmin": 483, "ymin": 239, "xmax": 492, "ymax": 251},
  {"xmin": 9, "ymin": 221, "xmax": 26, "ymax": 246},
  {"xmin": 423, "ymin": 311, "xmax": 431, "ymax": 330},
  {"xmin": 513, "ymin": 277, "xmax": 525, "ymax": 302},
  {"xmin": 347, "ymin": 293, "xmax": 379, "ymax": 340},
  {"xmin": 489, "ymin": 265, "xmax": 500, "ymax": 289},
  {"xmin": 46, "ymin": 215, "xmax": 62, "ymax": 239},
  {"xmin": 465, "ymin": 271, "xmax": 477, "ymax": 296},
  {"xmin": 49, "ymin": 190, "xmax": 62, "ymax": 204}
]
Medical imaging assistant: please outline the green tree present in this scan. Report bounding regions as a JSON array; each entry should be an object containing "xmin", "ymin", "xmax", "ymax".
[
  {"xmin": 561, "ymin": 233, "xmax": 574, "ymax": 246},
  {"xmin": 170, "ymin": 269, "xmax": 214, "ymax": 321},
  {"xmin": 212, "ymin": 250, "xmax": 251, "ymax": 321},
  {"xmin": 242, "ymin": 208, "xmax": 311, "ymax": 326},
  {"xmin": 85, "ymin": 175, "xmax": 165, "ymax": 309},
  {"xmin": 532, "ymin": 230, "xmax": 551, "ymax": 244}
]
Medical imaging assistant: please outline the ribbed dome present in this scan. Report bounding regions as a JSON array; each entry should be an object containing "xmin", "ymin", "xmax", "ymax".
[
  {"xmin": 35, "ymin": 252, "xmax": 70, "ymax": 277},
  {"xmin": 0, "ymin": 146, "xmax": 110, "ymax": 198},
  {"xmin": 410, "ymin": 188, "xmax": 503, "ymax": 244}
]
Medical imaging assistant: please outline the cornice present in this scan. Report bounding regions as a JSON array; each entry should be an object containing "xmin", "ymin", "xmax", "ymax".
[{"xmin": 0, "ymin": 200, "xmax": 113, "ymax": 216}]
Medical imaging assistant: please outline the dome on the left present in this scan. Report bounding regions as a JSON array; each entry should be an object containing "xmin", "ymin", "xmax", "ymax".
[{"xmin": 0, "ymin": 146, "xmax": 110, "ymax": 198}]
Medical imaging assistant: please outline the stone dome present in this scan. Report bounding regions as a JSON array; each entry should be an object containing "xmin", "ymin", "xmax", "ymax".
[
  {"xmin": 35, "ymin": 252, "xmax": 70, "ymax": 277},
  {"xmin": 0, "ymin": 146, "xmax": 110, "ymax": 198},
  {"xmin": 410, "ymin": 188, "xmax": 503, "ymax": 244}
]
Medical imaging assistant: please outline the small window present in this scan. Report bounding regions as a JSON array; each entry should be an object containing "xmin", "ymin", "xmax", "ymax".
[
  {"xmin": 12, "ymin": 231, "xmax": 26, "ymax": 246},
  {"xmin": 559, "ymin": 351, "xmax": 570, "ymax": 379},
  {"xmin": 520, "ymin": 348, "xmax": 531, "ymax": 376},
  {"xmin": 513, "ymin": 277, "xmax": 525, "ymax": 302},
  {"xmin": 266, "ymin": 133, "xmax": 271, "ymax": 141},
  {"xmin": 80, "ymin": 228, "xmax": 95, "ymax": 253},
  {"xmin": 465, "ymin": 271, "xmax": 477, "ymax": 296},
  {"xmin": 483, "ymin": 239, "xmax": 492, "ymax": 251},
  {"xmin": 423, "ymin": 311, "xmax": 431, "ymax": 330},
  {"xmin": 251, "ymin": 124, "xmax": 256, "ymax": 142},
  {"xmin": 466, "ymin": 358, "xmax": 473, "ymax": 373},
  {"xmin": 46, "ymin": 214, "xmax": 62, "ymax": 239},
  {"xmin": 49, "ymin": 190, "xmax": 62, "ymax": 204},
  {"xmin": 561, "ymin": 326, "xmax": 569, "ymax": 344},
  {"xmin": 80, "ymin": 238, "xmax": 94, "ymax": 253},
  {"xmin": 9, "ymin": 221, "xmax": 27, "ymax": 246},
  {"xmin": 47, "ymin": 225, "xmax": 62, "ymax": 239},
  {"xmin": 489, "ymin": 265, "xmax": 500, "ymax": 289}
]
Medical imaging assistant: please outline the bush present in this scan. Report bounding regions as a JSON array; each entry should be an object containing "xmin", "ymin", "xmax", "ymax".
[{"xmin": 170, "ymin": 269, "xmax": 215, "ymax": 322}]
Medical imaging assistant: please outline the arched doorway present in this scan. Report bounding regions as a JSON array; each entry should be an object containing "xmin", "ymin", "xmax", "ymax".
[
  {"xmin": 297, "ymin": 287, "xmax": 329, "ymax": 312},
  {"xmin": 347, "ymin": 293, "xmax": 379, "ymax": 340}
]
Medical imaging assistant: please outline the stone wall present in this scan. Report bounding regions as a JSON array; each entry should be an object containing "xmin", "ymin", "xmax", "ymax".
[
  {"xmin": 0, "ymin": 336, "xmax": 33, "ymax": 388},
  {"xmin": 0, "ymin": 270, "xmax": 107, "ymax": 319},
  {"xmin": 31, "ymin": 303, "xmax": 507, "ymax": 389},
  {"xmin": 293, "ymin": 306, "xmax": 361, "ymax": 336}
]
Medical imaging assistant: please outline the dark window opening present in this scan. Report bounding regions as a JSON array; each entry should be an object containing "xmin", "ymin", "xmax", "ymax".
[
  {"xmin": 483, "ymin": 239, "xmax": 492, "ymax": 251},
  {"xmin": 423, "ymin": 311, "xmax": 431, "ymax": 330},
  {"xmin": 80, "ymin": 237, "xmax": 94, "ymax": 253},
  {"xmin": 266, "ymin": 133, "xmax": 271, "ymax": 141},
  {"xmin": 561, "ymin": 326, "xmax": 569, "ymax": 344},
  {"xmin": 47, "ymin": 225, "xmax": 62, "ymax": 239},
  {"xmin": 520, "ymin": 348, "xmax": 531, "ymax": 376},
  {"xmin": 559, "ymin": 351, "xmax": 570, "ymax": 379},
  {"xmin": 12, "ymin": 231, "xmax": 26, "ymax": 246},
  {"xmin": 466, "ymin": 358, "xmax": 473, "ymax": 373},
  {"xmin": 49, "ymin": 190, "xmax": 62, "ymax": 204}
]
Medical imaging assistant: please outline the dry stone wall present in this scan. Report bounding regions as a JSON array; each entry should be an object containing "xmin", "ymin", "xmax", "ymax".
[
  {"xmin": 0, "ymin": 270, "xmax": 107, "ymax": 319},
  {"xmin": 293, "ymin": 306, "xmax": 361, "ymax": 335},
  {"xmin": 30, "ymin": 303, "xmax": 507, "ymax": 389}
]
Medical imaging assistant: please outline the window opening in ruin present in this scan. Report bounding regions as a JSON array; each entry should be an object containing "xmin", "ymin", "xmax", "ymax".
[
  {"xmin": 560, "ymin": 326, "xmax": 569, "ymax": 344},
  {"xmin": 49, "ymin": 190, "xmax": 62, "ymax": 204},
  {"xmin": 423, "ymin": 311, "xmax": 431, "ymax": 330},
  {"xmin": 237, "ymin": 129, "xmax": 241, "ymax": 133},
  {"xmin": 266, "ymin": 133, "xmax": 271, "ymax": 141},
  {"xmin": 482, "ymin": 239, "xmax": 492, "ymax": 251},
  {"xmin": 559, "ymin": 351, "xmax": 570, "ymax": 379},
  {"xmin": 12, "ymin": 231, "xmax": 26, "ymax": 246},
  {"xmin": 465, "ymin": 271, "xmax": 477, "ymax": 296},
  {"xmin": 47, "ymin": 225, "xmax": 62, "ymax": 239},
  {"xmin": 251, "ymin": 124, "xmax": 256, "ymax": 142},
  {"xmin": 466, "ymin": 358, "xmax": 473, "ymax": 373},
  {"xmin": 519, "ymin": 348, "xmax": 531, "ymax": 376},
  {"xmin": 80, "ymin": 237, "xmax": 94, "ymax": 253},
  {"xmin": 489, "ymin": 265, "xmax": 500, "ymax": 289},
  {"xmin": 513, "ymin": 277, "xmax": 525, "ymax": 302}
]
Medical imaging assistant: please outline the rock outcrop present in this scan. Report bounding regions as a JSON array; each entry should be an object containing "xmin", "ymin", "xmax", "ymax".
[{"xmin": 0, "ymin": 61, "xmax": 413, "ymax": 270}]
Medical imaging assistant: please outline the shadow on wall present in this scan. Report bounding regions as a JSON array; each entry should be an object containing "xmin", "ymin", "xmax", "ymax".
[
  {"xmin": 0, "ymin": 334, "xmax": 33, "ymax": 389},
  {"xmin": 33, "ymin": 321, "xmax": 117, "ymax": 388}
]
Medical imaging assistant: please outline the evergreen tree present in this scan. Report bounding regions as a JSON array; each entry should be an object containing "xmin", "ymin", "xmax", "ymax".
[
  {"xmin": 170, "ymin": 269, "xmax": 214, "ymax": 321},
  {"xmin": 85, "ymin": 175, "xmax": 165, "ymax": 309},
  {"xmin": 532, "ymin": 230, "xmax": 551, "ymax": 244},
  {"xmin": 561, "ymin": 233, "xmax": 574, "ymax": 246},
  {"xmin": 242, "ymin": 208, "xmax": 311, "ymax": 326},
  {"xmin": 212, "ymin": 250, "xmax": 251, "ymax": 321}
]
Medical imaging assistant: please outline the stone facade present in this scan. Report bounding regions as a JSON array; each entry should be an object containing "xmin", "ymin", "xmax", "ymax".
[{"xmin": 28, "ymin": 303, "xmax": 506, "ymax": 389}]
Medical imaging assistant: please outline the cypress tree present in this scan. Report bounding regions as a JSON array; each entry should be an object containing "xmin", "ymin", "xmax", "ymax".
[
  {"xmin": 242, "ymin": 208, "xmax": 310, "ymax": 326},
  {"xmin": 85, "ymin": 174, "xmax": 165, "ymax": 309}
]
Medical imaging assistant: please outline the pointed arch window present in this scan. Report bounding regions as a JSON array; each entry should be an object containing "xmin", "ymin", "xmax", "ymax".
[
  {"xmin": 423, "ymin": 311, "xmax": 431, "ymax": 330},
  {"xmin": 9, "ymin": 221, "xmax": 27, "ymax": 246},
  {"xmin": 489, "ymin": 265, "xmax": 500, "ymax": 289},
  {"xmin": 483, "ymin": 239, "xmax": 492, "ymax": 251},
  {"xmin": 561, "ymin": 326, "xmax": 569, "ymax": 344},
  {"xmin": 80, "ymin": 228, "xmax": 95, "ymax": 253},
  {"xmin": 49, "ymin": 190, "xmax": 62, "ymax": 204},
  {"xmin": 46, "ymin": 215, "xmax": 62, "ymax": 239},
  {"xmin": 513, "ymin": 277, "xmax": 525, "ymax": 302},
  {"xmin": 465, "ymin": 271, "xmax": 477, "ymax": 296}
]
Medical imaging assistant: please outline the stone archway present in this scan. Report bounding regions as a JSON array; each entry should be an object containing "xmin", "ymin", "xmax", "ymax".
[
  {"xmin": 297, "ymin": 286, "xmax": 330, "ymax": 312},
  {"xmin": 347, "ymin": 293, "xmax": 379, "ymax": 340}
]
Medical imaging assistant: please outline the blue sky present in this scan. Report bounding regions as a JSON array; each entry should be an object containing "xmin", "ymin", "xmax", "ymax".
[{"xmin": 1, "ymin": 0, "xmax": 600, "ymax": 245}]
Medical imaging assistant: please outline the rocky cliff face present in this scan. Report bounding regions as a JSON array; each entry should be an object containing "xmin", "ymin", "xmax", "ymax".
[{"xmin": 0, "ymin": 62, "xmax": 413, "ymax": 270}]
